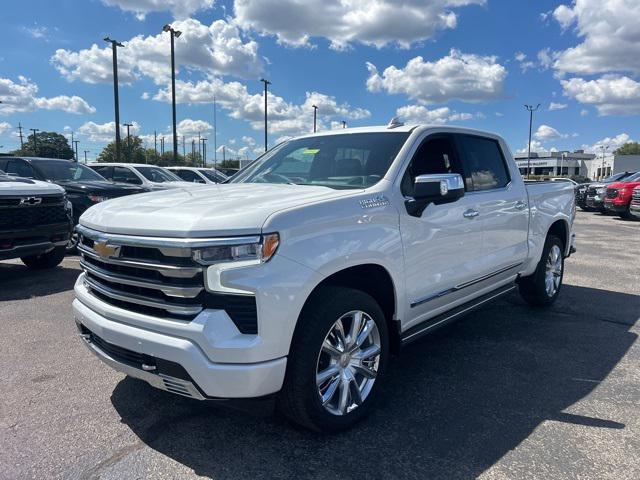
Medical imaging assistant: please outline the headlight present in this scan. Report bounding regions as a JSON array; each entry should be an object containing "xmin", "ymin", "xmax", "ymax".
[
  {"xmin": 193, "ymin": 233, "xmax": 279, "ymax": 265},
  {"xmin": 65, "ymin": 200, "xmax": 73, "ymax": 212},
  {"xmin": 88, "ymin": 195, "xmax": 108, "ymax": 203},
  {"xmin": 596, "ymin": 187, "xmax": 605, "ymax": 194}
]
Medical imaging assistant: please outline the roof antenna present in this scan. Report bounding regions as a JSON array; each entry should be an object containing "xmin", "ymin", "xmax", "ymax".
[{"xmin": 387, "ymin": 117, "xmax": 404, "ymax": 129}]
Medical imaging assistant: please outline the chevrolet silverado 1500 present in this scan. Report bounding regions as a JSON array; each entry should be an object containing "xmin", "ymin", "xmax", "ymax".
[{"xmin": 73, "ymin": 124, "xmax": 576, "ymax": 431}]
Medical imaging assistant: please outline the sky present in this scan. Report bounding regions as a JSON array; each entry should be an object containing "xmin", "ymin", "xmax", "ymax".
[{"xmin": 1, "ymin": 0, "xmax": 639, "ymax": 162}]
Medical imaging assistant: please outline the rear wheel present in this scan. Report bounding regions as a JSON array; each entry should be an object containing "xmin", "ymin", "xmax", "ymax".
[
  {"xmin": 519, "ymin": 235, "xmax": 564, "ymax": 307},
  {"xmin": 278, "ymin": 287, "xmax": 389, "ymax": 432},
  {"xmin": 21, "ymin": 246, "xmax": 66, "ymax": 269}
]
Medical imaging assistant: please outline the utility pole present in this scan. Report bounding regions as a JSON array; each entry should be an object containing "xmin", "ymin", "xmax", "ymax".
[
  {"xmin": 123, "ymin": 123, "xmax": 133, "ymax": 162},
  {"xmin": 70, "ymin": 131, "xmax": 75, "ymax": 161},
  {"xmin": 198, "ymin": 131, "xmax": 201, "ymax": 159},
  {"xmin": 29, "ymin": 128, "xmax": 39, "ymax": 155},
  {"xmin": 84, "ymin": 150, "xmax": 89, "ymax": 163},
  {"xmin": 312, "ymin": 104, "xmax": 318, "ymax": 133},
  {"xmin": 201, "ymin": 138, "xmax": 207, "ymax": 167},
  {"xmin": 600, "ymin": 145, "xmax": 609, "ymax": 180},
  {"xmin": 162, "ymin": 24, "xmax": 182, "ymax": 164},
  {"xmin": 191, "ymin": 139, "xmax": 196, "ymax": 161},
  {"xmin": 160, "ymin": 137, "xmax": 165, "ymax": 156},
  {"xmin": 154, "ymin": 131, "xmax": 158, "ymax": 161},
  {"xmin": 73, "ymin": 140, "xmax": 79, "ymax": 163},
  {"xmin": 182, "ymin": 135, "xmax": 185, "ymax": 159},
  {"xmin": 17, "ymin": 122, "xmax": 24, "ymax": 149},
  {"xmin": 524, "ymin": 104, "xmax": 540, "ymax": 179},
  {"xmin": 104, "ymin": 37, "xmax": 124, "ymax": 163},
  {"xmin": 213, "ymin": 94, "xmax": 217, "ymax": 171},
  {"xmin": 222, "ymin": 145, "xmax": 226, "ymax": 164},
  {"xmin": 260, "ymin": 78, "xmax": 271, "ymax": 152}
]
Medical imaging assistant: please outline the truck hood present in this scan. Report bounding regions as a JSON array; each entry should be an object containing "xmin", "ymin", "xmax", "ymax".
[
  {"xmin": 608, "ymin": 180, "xmax": 640, "ymax": 189},
  {"xmin": 55, "ymin": 180, "xmax": 146, "ymax": 197},
  {"xmin": 0, "ymin": 175, "xmax": 65, "ymax": 196},
  {"xmin": 80, "ymin": 183, "xmax": 354, "ymax": 237}
]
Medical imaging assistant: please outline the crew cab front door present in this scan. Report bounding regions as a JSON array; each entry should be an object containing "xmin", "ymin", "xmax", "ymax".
[{"xmin": 398, "ymin": 133, "xmax": 485, "ymax": 331}]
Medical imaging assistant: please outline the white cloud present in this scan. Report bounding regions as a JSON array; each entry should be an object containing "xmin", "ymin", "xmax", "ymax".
[
  {"xmin": 153, "ymin": 78, "xmax": 370, "ymax": 137},
  {"xmin": 514, "ymin": 52, "xmax": 535, "ymax": 72},
  {"xmin": 23, "ymin": 25, "xmax": 49, "ymax": 40},
  {"xmin": 176, "ymin": 118, "xmax": 212, "ymax": 137},
  {"xmin": 583, "ymin": 133, "xmax": 633, "ymax": 153},
  {"xmin": 366, "ymin": 49, "xmax": 507, "ymax": 104},
  {"xmin": 537, "ymin": 48, "xmax": 554, "ymax": 70},
  {"xmin": 549, "ymin": 102, "xmax": 567, "ymax": 111},
  {"xmin": 553, "ymin": 0, "xmax": 640, "ymax": 75},
  {"xmin": 534, "ymin": 124, "xmax": 567, "ymax": 141},
  {"xmin": 51, "ymin": 18, "xmax": 262, "ymax": 84},
  {"xmin": 0, "ymin": 76, "xmax": 95, "ymax": 115},
  {"xmin": 396, "ymin": 105, "xmax": 475, "ymax": 124},
  {"xmin": 0, "ymin": 121, "xmax": 11, "ymax": 135},
  {"xmin": 234, "ymin": 0, "xmax": 485, "ymax": 50},
  {"xmin": 580, "ymin": 109, "xmax": 589, "ymax": 116},
  {"xmin": 561, "ymin": 75, "xmax": 640, "ymax": 116},
  {"xmin": 101, "ymin": 0, "xmax": 214, "ymax": 20},
  {"xmin": 78, "ymin": 121, "xmax": 140, "ymax": 143}
]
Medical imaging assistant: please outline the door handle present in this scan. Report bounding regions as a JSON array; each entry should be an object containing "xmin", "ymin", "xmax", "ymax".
[
  {"xmin": 515, "ymin": 200, "xmax": 527, "ymax": 210},
  {"xmin": 463, "ymin": 209, "xmax": 479, "ymax": 219}
]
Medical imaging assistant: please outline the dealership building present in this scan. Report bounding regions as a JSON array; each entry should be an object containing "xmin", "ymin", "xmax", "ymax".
[{"xmin": 515, "ymin": 150, "xmax": 597, "ymax": 178}]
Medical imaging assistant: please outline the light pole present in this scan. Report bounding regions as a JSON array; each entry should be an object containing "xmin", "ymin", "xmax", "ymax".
[
  {"xmin": 213, "ymin": 94, "xmax": 217, "ymax": 171},
  {"xmin": 73, "ymin": 140, "xmax": 79, "ymax": 163},
  {"xmin": 160, "ymin": 137, "xmax": 165, "ymax": 156},
  {"xmin": 524, "ymin": 104, "xmax": 540, "ymax": 179},
  {"xmin": 30, "ymin": 128, "xmax": 39, "ymax": 155},
  {"xmin": 260, "ymin": 78, "xmax": 271, "ymax": 152},
  {"xmin": 201, "ymin": 138, "xmax": 207, "ymax": 167},
  {"xmin": 342, "ymin": 120, "xmax": 347, "ymax": 129},
  {"xmin": 154, "ymin": 130, "xmax": 158, "ymax": 161},
  {"xmin": 600, "ymin": 145, "xmax": 609, "ymax": 179},
  {"xmin": 104, "ymin": 37, "xmax": 124, "ymax": 163},
  {"xmin": 124, "ymin": 122, "xmax": 133, "ymax": 162},
  {"xmin": 70, "ymin": 131, "xmax": 75, "ymax": 161},
  {"xmin": 560, "ymin": 152, "xmax": 566, "ymax": 177},
  {"xmin": 162, "ymin": 24, "xmax": 182, "ymax": 164},
  {"xmin": 84, "ymin": 150, "xmax": 89, "ymax": 163},
  {"xmin": 312, "ymin": 104, "xmax": 318, "ymax": 133}
]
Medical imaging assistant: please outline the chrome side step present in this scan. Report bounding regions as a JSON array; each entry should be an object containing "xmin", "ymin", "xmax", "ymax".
[{"xmin": 401, "ymin": 284, "xmax": 517, "ymax": 346}]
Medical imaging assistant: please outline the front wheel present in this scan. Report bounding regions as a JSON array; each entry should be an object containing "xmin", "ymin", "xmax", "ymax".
[
  {"xmin": 519, "ymin": 235, "xmax": 564, "ymax": 307},
  {"xmin": 21, "ymin": 246, "xmax": 66, "ymax": 270},
  {"xmin": 278, "ymin": 287, "xmax": 389, "ymax": 432}
]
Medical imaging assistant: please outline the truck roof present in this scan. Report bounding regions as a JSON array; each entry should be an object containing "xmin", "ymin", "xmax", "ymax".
[{"xmin": 294, "ymin": 124, "xmax": 501, "ymax": 140}]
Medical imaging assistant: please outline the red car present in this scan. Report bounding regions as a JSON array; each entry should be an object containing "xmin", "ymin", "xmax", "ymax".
[{"xmin": 604, "ymin": 172, "xmax": 640, "ymax": 218}]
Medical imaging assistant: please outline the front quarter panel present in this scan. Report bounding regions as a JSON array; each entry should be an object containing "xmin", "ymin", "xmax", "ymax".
[{"xmin": 262, "ymin": 184, "xmax": 405, "ymax": 320}]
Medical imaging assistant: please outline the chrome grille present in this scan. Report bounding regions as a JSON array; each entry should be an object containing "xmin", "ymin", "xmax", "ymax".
[
  {"xmin": 77, "ymin": 225, "xmax": 205, "ymax": 320},
  {"xmin": 632, "ymin": 188, "xmax": 640, "ymax": 203}
]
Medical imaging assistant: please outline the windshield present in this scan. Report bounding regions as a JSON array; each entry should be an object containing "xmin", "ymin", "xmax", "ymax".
[
  {"xmin": 232, "ymin": 132, "xmax": 411, "ymax": 189},
  {"xmin": 603, "ymin": 172, "xmax": 632, "ymax": 182},
  {"xmin": 136, "ymin": 166, "xmax": 181, "ymax": 183},
  {"xmin": 622, "ymin": 172, "xmax": 640, "ymax": 182},
  {"xmin": 36, "ymin": 161, "xmax": 106, "ymax": 182},
  {"xmin": 199, "ymin": 169, "xmax": 227, "ymax": 183}
]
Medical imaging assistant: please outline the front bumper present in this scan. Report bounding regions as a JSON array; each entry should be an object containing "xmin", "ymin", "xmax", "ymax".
[
  {"xmin": 585, "ymin": 195, "xmax": 604, "ymax": 208},
  {"xmin": 73, "ymin": 297, "xmax": 287, "ymax": 399},
  {"xmin": 629, "ymin": 203, "xmax": 640, "ymax": 218},
  {"xmin": 604, "ymin": 201, "xmax": 628, "ymax": 214},
  {"xmin": 0, "ymin": 222, "xmax": 70, "ymax": 260}
]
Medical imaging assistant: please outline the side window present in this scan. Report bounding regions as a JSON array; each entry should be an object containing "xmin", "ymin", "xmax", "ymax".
[
  {"xmin": 456, "ymin": 135, "xmax": 510, "ymax": 191},
  {"xmin": 113, "ymin": 166, "xmax": 142, "ymax": 184},
  {"xmin": 175, "ymin": 170, "xmax": 203, "ymax": 183},
  {"xmin": 92, "ymin": 166, "xmax": 112, "ymax": 179},
  {"xmin": 6, "ymin": 160, "xmax": 36, "ymax": 178},
  {"xmin": 401, "ymin": 135, "xmax": 462, "ymax": 197}
]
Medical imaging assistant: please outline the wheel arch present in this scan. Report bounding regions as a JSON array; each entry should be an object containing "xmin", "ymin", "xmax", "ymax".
[
  {"xmin": 547, "ymin": 218, "xmax": 569, "ymax": 254},
  {"xmin": 299, "ymin": 263, "xmax": 400, "ymax": 352}
]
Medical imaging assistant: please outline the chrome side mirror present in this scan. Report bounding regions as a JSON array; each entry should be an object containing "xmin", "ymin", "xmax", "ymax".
[{"xmin": 406, "ymin": 173, "xmax": 465, "ymax": 217}]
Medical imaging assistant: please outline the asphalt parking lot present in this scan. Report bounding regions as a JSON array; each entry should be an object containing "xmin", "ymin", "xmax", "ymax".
[{"xmin": 1, "ymin": 211, "xmax": 638, "ymax": 480}]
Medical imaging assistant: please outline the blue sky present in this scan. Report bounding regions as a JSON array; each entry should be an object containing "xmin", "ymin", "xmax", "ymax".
[{"xmin": 1, "ymin": 0, "xmax": 638, "ymax": 161}]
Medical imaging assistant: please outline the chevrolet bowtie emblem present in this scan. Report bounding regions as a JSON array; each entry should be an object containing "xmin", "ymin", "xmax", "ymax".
[{"xmin": 93, "ymin": 242, "xmax": 121, "ymax": 259}]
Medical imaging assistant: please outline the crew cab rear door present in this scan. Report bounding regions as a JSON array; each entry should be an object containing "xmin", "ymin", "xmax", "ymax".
[
  {"xmin": 398, "ymin": 133, "xmax": 485, "ymax": 330},
  {"xmin": 453, "ymin": 134, "xmax": 529, "ymax": 277}
]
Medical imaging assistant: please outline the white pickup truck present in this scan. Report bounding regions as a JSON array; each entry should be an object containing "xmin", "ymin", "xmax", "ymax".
[{"xmin": 73, "ymin": 124, "xmax": 576, "ymax": 432}]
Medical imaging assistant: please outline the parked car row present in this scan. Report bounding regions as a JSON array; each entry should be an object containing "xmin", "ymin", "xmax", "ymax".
[
  {"xmin": 575, "ymin": 171, "xmax": 640, "ymax": 220},
  {"xmin": 0, "ymin": 158, "xmax": 228, "ymax": 257}
]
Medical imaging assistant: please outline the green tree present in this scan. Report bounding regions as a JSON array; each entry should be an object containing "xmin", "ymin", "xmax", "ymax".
[
  {"xmin": 12, "ymin": 131, "xmax": 74, "ymax": 159},
  {"xmin": 97, "ymin": 136, "xmax": 148, "ymax": 163},
  {"xmin": 219, "ymin": 159, "xmax": 240, "ymax": 169},
  {"xmin": 614, "ymin": 142, "xmax": 640, "ymax": 155}
]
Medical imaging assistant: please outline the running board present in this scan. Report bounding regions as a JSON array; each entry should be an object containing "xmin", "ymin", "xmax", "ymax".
[{"xmin": 400, "ymin": 284, "xmax": 517, "ymax": 346}]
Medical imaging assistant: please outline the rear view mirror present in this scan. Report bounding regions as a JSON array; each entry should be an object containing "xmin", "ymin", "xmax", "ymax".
[{"xmin": 406, "ymin": 173, "xmax": 465, "ymax": 217}]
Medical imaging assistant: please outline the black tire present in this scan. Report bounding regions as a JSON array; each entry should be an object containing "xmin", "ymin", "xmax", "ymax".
[
  {"xmin": 21, "ymin": 246, "xmax": 66, "ymax": 270},
  {"xmin": 518, "ymin": 235, "xmax": 564, "ymax": 307},
  {"xmin": 277, "ymin": 286, "xmax": 389, "ymax": 432}
]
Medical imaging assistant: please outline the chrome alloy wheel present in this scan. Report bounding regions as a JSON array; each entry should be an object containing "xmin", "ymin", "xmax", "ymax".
[
  {"xmin": 315, "ymin": 310, "xmax": 381, "ymax": 416},
  {"xmin": 545, "ymin": 244, "xmax": 563, "ymax": 297}
]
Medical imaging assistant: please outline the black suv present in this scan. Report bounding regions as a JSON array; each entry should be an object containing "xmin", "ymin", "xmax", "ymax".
[{"xmin": 0, "ymin": 157, "xmax": 148, "ymax": 251}]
